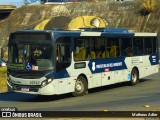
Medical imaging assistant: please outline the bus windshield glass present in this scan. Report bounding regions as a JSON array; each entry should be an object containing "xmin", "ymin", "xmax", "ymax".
[
  {"xmin": 8, "ymin": 44, "xmax": 54, "ymax": 71},
  {"xmin": 8, "ymin": 32, "xmax": 54, "ymax": 71}
]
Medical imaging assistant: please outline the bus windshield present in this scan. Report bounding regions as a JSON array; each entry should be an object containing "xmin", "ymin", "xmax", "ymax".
[{"xmin": 8, "ymin": 44, "xmax": 54, "ymax": 71}]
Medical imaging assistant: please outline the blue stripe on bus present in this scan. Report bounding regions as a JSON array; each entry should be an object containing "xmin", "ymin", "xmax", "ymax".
[
  {"xmin": 149, "ymin": 54, "xmax": 159, "ymax": 65},
  {"xmin": 88, "ymin": 57, "xmax": 127, "ymax": 74},
  {"xmin": 54, "ymin": 69, "xmax": 70, "ymax": 79},
  {"xmin": 46, "ymin": 54, "xmax": 158, "ymax": 79},
  {"xmin": 45, "ymin": 69, "xmax": 70, "ymax": 79},
  {"xmin": 45, "ymin": 70, "xmax": 54, "ymax": 79}
]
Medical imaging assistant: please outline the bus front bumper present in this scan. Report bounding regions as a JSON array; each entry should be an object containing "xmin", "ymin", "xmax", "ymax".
[{"xmin": 7, "ymin": 80, "xmax": 56, "ymax": 95}]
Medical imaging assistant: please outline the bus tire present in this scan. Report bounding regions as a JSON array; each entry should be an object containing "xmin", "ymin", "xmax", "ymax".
[
  {"xmin": 72, "ymin": 76, "xmax": 88, "ymax": 97},
  {"xmin": 130, "ymin": 68, "xmax": 139, "ymax": 86}
]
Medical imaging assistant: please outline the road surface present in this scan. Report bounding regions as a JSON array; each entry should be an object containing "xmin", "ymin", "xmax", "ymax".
[{"xmin": 0, "ymin": 72, "xmax": 160, "ymax": 112}]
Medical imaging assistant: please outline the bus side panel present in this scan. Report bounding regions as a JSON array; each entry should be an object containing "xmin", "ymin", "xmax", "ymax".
[
  {"xmin": 145, "ymin": 54, "xmax": 159, "ymax": 77},
  {"xmin": 125, "ymin": 56, "xmax": 148, "ymax": 79},
  {"xmin": 125, "ymin": 55, "xmax": 159, "ymax": 79},
  {"xmin": 144, "ymin": 65, "xmax": 159, "ymax": 77},
  {"xmin": 92, "ymin": 73, "xmax": 102, "ymax": 87},
  {"xmin": 114, "ymin": 70, "xmax": 127, "ymax": 83},
  {"xmin": 102, "ymin": 72, "xmax": 115, "ymax": 86},
  {"xmin": 56, "ymin": 77, "xmax": 76, "ymax": 95},
  {"xmin": 66, "ymin": 61, "xmax": 94, "ymax": 89},
  {"xmin": 101, "ymin": 69, "xmax": 130, "ymax": 86}
]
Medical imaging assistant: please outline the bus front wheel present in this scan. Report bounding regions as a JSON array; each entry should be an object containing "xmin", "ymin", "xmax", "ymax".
[
  {"xmin": 130, "ymin": 68, "xmax": 139, "ymax": 86},
  {"xmin": 72, "ymin": 76, "xmax": 88, "ymax": 97}
]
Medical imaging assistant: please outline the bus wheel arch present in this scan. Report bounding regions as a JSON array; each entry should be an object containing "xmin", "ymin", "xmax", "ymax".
[
  {"xmin": 130, "ymin": 67, "xmax": 139, "ymax": 86},
  {"xmin": 72, "ymin": 74, "xmax": 88, "ymax": 97}
]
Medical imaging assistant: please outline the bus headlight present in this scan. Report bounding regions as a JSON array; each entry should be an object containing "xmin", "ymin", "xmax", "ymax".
[
  {"xmin": 48, "ymin": 78, "xmax": 53, "ymax": 83},
  {"xmin": 41, "ymin": 78, "xmax": 53, "ymax": 88}
]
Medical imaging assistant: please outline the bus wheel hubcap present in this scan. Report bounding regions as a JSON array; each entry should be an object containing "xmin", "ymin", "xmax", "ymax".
[{"xmin": 76, "ymin": 81, "xmax": 83, "ymax": 92}]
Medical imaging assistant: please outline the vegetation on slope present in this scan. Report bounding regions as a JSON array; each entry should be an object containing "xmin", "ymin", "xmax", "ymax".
[{"xmin": 0, "ymin": 67, "xmax": 7, "ymax": 93}]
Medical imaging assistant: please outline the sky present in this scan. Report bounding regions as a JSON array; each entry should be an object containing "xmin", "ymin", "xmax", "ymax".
[{"xmin": 0, "ymin": 0, "xmax": 40, "ymax": 7}]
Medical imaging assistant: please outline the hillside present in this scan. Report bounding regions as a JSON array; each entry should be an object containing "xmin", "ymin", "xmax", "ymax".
[{"xmin": 0, "ymin": 1, "xmax": 160, "ymax": 48}]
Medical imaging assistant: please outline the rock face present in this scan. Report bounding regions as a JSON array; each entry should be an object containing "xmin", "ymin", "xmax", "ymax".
[{"xmin": 0, "ymin": 2, "xmax": 160, "ymax": 48}]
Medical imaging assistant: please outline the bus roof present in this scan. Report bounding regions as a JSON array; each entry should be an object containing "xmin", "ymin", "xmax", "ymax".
[
  {"xmin": 134, "ymin": 33, "xmax": 157, "ymax": 37},
  {"xmin": 12, "ymin": 28, "xmax": 157, "ymax": 38}
]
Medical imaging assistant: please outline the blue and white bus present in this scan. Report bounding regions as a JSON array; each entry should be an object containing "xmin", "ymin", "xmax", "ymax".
[{"xmin": 4, "ymin": 28, "xmax": 159, "ymax": 96}]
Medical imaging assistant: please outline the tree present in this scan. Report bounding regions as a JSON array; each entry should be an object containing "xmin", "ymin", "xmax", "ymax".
[
  {"xmin": 139, "ymin": 0, "xmax": 157, "ymax": 31},
  {"xmin": 134, "ymin": 0, "xmax": 157, "ymax": 15}
]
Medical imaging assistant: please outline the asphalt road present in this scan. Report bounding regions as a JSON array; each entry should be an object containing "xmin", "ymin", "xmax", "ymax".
[{"xmin": 0, "ymin": 72, "xmax": 160, "ymax": 112}]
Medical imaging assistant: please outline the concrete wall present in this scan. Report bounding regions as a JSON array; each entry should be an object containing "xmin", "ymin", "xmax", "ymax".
[{"xmin": 0, "ymin": 2, "xmax": 160, "ymax": 48}]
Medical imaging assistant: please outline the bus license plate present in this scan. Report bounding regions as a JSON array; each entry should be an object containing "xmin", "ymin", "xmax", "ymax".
[{"xmin": 21, "ymin": 88, "xmax": 29, "ymax": 91}]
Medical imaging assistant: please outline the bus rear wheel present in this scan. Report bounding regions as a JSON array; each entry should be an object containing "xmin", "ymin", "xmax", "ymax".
[
  {"xmin": 130, "ymin": 68, "xmax": 139, "ymax": 86},
  {"xmin": 72, "ymin": 76, "xmax": 88, "ymax": 97}
]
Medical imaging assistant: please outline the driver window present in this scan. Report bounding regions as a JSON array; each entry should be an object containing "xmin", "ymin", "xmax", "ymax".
[
  {"xmin": 57, "ymin": 44, "xmax": 71, "ymax": 62},
  {"xmin": 56, "ymin": 37, "xmax": 71, "ymax": 73}
]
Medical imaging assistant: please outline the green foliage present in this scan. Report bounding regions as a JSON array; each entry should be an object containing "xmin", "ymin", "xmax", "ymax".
[
  {"xmin": 142, "ymin": 0, "xmax": 156, "ymax": 12},
  {"xmin": 136, "ymin": 0, "xmax": 157, "ymax": 15},
  {"xmin": 0, "ymin": 67, "xmax": 7, "ymax": 93}
]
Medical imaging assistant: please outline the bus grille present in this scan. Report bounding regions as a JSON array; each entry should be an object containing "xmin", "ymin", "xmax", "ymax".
[
  {"xmin": 8, "ymin": 70, "xmax": 51, "ymax": 79},
  {"xmin": 11, "ymin": 74, "xmax": 43, "ymax": 79},
  {"xmin": 12, "ymin": 84, "xmax": 41, "ymax": 92}
]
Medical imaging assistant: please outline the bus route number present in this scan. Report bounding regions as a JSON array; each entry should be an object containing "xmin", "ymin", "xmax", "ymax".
[{"xmin": 30, "ymin": 81, "xmax": 40, "ymax": 85}]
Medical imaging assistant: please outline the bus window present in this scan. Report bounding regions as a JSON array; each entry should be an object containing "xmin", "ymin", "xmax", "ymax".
[
  {"xmin": 56, "ymin": 37, "xmax": 71, "ymax": 73},
  {"xmin": 153, "ymin": 37, "xmax": 157, "ymax": 54},
  {"xmin": 107, "ymin": 38, "xmax": 120, "ymax": 57},
  {"xmin": 74, "ymin": 38, "xmax": 89, "ymax": 61},
  {"xmin": 57, "ymin": 45, "xmax": 71, "ymax": 62},
  {"xmin": 133, "ymin": 38, "xmax": 144, "ymax": 56},
  {"xmin": 90, "ymin": 38, "xmax": 105, "ymax": 59},
  {"xmin": 144, "ymin": 37, "xmax": 152, "ymax": 55},
  {"xmin": 121, "ymin": 38, "xmax": 133, "ymax": 57}
]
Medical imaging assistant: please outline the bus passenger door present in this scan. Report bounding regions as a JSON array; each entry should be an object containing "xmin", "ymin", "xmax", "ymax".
[{"xmin": 55, "ymin": 38, "xmax": 74, "ymax": 94}]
